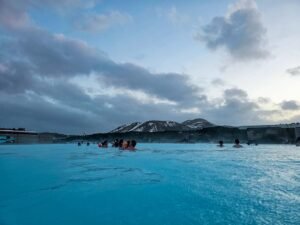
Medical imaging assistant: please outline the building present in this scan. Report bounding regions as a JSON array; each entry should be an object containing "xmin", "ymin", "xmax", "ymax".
[{"xmin": 0, "ymin": 129, "xmax": 39, "ymax": 144}]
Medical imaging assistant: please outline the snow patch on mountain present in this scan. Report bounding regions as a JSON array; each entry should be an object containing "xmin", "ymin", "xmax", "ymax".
[
  {"xmin": 182, "ymin": 118, "xmax": 214, "ymax": 129},
  {"xmin": 110, "ymin": 122, "xmax": 142, "ymax": 133}
]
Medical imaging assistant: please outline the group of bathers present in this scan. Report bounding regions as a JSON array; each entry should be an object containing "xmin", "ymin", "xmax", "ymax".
[{"xmin": 98, "ymin": 139, "xmax": 137, "ymax": 150}]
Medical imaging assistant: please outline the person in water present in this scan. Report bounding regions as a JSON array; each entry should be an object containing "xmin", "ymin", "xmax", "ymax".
[
  {"xmin": 119, "ymin": 139, "xmax": 137, "ymax": 150},
  {"xmin": 102, "ymin": 140, "xmax": 108, "ymax": 148},
  {"xmin": 118, "ymin": 139, "xmax": 124, "ymax": 149},
  {"xmin": 121, "ymin": 140, "xmax": 129, "ymax": 149},
  {"xmin": 112, "ymin": 139, "xmax": 119, "ymax": 147},
  {"xmin": 128, "ymin": 140, "xmax": 137, "ymax": 150},
  {"xmin": 233, "ymin": 139, "xmax": 243, "ymax": 148},
  {"xmin": 217, "ymin": 140, "xmax": 224, "ymax": 148},
  {"xmin": 98, "ymin": 140, "xmax": 108, "ymax": 148}
]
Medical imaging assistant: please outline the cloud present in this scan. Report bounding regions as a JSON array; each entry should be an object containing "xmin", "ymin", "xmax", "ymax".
[
  {"xmin": 166, "ymin": 6, "xmax": 190, "ymax": 25},
  {"xmin": 0, "ymin": 78, "xmax": 203, "ymax": 133},
  {"xmin": 0, "ymin": 59, "xmax": 35, "ymax": 94},
  {"xmin": 0, "ymin": 3, "xmax": 204, "ymax": 132},
  {"xmin": 286, "ymin": 66, "xmax": 300, "ymax": 76},
  {"xmin": 211, "ymin": 78, "xmax": 226, "ymax": 86},
  {"xmin": 224, "ymin": 88, "xmax": 248, "ymax": 99},
  {"xmin": 75, "ymin": 11, "xmax": 132, "ymax": 32},
  {"xmin": 257, "ymin": 97, "xmax": 271, "ymax": 104},
  {"xmin": 96, "ymin": 63, "xmax": 204, "ymax": 105},
  {"xmin": 0, "ymin": 92, "xmax": 99, "ymax": 134},
  {"xmin": 196, "ymin": 0, "xmax": 269, "ymax": 60},
  {"xmin": 0, "ymin": 0, "xmax": 101, "ymax": 29},
  {"xmin": 289, "ymin": 114, "xmax": 300, "ymax": 124},
  {"xmin": 0, "ymin": 56, "xmax": 201, "ymax": 134},
  {"xmin": 200, "ymin": 88, "xmax": 287, "ymax": 126},
  {"xmin": 0, "ymin": 0, "xmax": 31, "ymax": 29},
  {"xmin": 200, "ymin": 88, "xmax": 263, "ymax": 125},
  {"xmin": 0, "ymin": 0, "xmax": 297, "ymax": 133},
  {"xmin": 0, "ymin": 25, "xmax": 203, "ymax": 105},
  {"xmin": 280, "ymin": 100, "xmax": 300, "ymax": 111}
]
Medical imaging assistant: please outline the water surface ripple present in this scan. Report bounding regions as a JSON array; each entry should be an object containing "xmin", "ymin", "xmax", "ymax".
[{"xmin": 0, "ymin": 143, "xmax": 299, "ymax": 225}]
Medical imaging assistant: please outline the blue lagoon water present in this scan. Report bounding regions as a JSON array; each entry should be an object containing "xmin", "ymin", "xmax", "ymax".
[{"xmin": 0, "ymin": 144, "xmax": 300, "ymax": 225}]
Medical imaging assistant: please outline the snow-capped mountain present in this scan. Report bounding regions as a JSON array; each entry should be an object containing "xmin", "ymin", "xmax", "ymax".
[
  {"xmin": 110, "ymin": 122, "xmax": 142, "ymax": 133},
  {"xmin": 182, "ymin": 118, "xmax": 214, "ymax": 129},
  {"xmin": 110, "ymin": 120, "xmax": 190, "ymax": 133},
  {"xmin": 132, "ymin": 120, "xmax": 190, "ymax": 132},
  {"xmin": 109, "ymin": 118, "xmax": 214, "ymax": 133}
]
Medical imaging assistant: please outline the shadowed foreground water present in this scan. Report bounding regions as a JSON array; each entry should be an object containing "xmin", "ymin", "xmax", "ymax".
[{"xmin": 0, "ymin": 143, "xmax": 300, "ymax": 225}]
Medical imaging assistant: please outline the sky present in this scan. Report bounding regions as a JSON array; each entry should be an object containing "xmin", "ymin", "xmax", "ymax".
[{"xmin": 0, "ymin": 0, "xmax": 300, "ymax": 134}]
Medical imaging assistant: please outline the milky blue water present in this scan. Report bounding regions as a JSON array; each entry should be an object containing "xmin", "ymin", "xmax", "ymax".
[{"xmin": 0, "ymin": 144, "xmax": 300, "ymax": 225}]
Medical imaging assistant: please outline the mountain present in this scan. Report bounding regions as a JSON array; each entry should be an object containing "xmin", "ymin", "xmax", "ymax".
[
  {"xmin": 109, "ymin": 118, "xmax": 214, "ymax": 133},
  {"xmin": 110, "ymin": 120, "xmax": 191, "ymax": 133},
  {"xmin": 182, "ymin": 118, "xmax": 214, "ymax": 129},
  {"xmin": 109, "ymin": 122, "xmax": 142, "ymax": 133}
]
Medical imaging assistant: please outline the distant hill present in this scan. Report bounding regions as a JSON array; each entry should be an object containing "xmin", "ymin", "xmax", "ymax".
[{"xmin": 109, "ymin": 118, "xmax": 214, "ymax": 133}]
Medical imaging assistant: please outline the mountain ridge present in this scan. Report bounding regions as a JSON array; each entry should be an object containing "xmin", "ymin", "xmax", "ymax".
[{"xmin": 109, "ymin": 118, "xmax": 214, "ymax": 133}]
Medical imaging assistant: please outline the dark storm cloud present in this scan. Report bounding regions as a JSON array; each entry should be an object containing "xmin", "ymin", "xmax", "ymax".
[
  {"xmin": 97, "ymin": 63, "xmax": 203, "ymax": 104},
  {"xmin": 0, "ymin": 93, "xmax": 100, "ymax": 134},
  {"xmin": 0, "ymin": 60, "xmax": 35, "ymax": 93},
  {"xmin": 286, "ymin": 66, "xmax": 300, "ymax": 76},
  {"xmin": 280, "ymin": 100, "xmax": 300, "ymax": 111},
  {"xmin": 0, "ymin": 88, "xmax": 197, "ymax": 133},
  {"xmin": 196, "ymin": 0, "xmax": 269, "ymax": 60}
]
